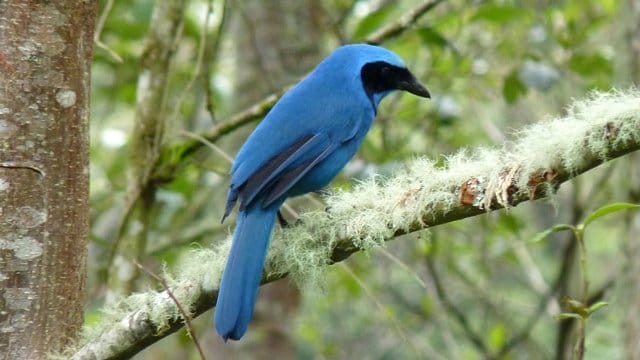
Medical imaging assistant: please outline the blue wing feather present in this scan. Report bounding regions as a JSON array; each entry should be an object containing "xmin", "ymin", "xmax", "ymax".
[
  {"xmin": 239, "ymin": 133, "xmax": 334, "ymax": 208},
  {"xmin": 262, "ymin": 142, "xmax": 339, "ymax": 206},
  {"xmin": 223, "ymin": 85, "xmax": 372, "ymax": 221}
]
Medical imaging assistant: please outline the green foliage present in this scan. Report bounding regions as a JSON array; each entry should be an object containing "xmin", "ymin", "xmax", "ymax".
[
  {"xmin": 415, "ymin": 27, "xmax": 451, "ymax": 49},
  {"xmin": 569, "ymin": 51, "xmax": 614, "ymax": 89},
  {"xmin": 533, "ymin": 202, "xmax": 639, "ymax": 353},
  {"xmin": 503, "ymin": 69, "xmax": 528, "ymax": 103},
  {"xmin": 533, "ymin": 202, "xmax": 640, "ymax": 243},
  {"xmin": 581, "ymin": 202, "xmax": 640, "ymax": 229},
  {"xmin": 351, "ymin": 3, "xmax": 398, "ymax": 41},
  {"xmin": 471, "ymin": 4, "xmax": 530, "ymax": 24}
]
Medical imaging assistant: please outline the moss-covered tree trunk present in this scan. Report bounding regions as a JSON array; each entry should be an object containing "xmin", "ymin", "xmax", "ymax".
[{"xmin": 0, "ymin": 1, "xmax": 96, "ymax": 358}]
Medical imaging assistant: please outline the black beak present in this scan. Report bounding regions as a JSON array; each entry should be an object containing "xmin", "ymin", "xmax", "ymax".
[{"xmin": 398, "ymin": 75, "xmax": 430, "ymax": 98}]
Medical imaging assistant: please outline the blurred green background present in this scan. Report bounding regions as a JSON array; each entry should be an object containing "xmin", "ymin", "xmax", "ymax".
[{"xmin": 89, "ymin": 0, "xmax": 640, "ymax": 358}]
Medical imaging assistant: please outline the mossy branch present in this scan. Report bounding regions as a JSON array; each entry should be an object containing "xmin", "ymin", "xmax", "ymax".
[{"xmin": 68, "ymin": 89, "xmax": 640, "ymax": 359}]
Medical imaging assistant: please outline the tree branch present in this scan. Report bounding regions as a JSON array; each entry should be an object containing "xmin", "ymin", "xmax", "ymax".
[
  {"xmin": 69, "ymin": 89, "xmax": 640, "ymax": 359},
  {"xmin": 365, "ymin": 0, "xmax": 445, "ymax": 45},
  {"xmin": 104, "ymin": 0, "xmax": 186, "ymax": 297},
  {"xmin": 425, "ymin": 246, "xmax": 491, "ymax": 356}
]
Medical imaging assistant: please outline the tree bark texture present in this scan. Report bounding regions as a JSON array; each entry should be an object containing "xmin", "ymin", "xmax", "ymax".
[
  {"xmin": 0, "ymin": 1, "xmax": 96, "ymax": 359},
  {"xmin": 622, "ymin": 2, "xmax": 640, "ymax": 358},
  {"xmin": 229, "ymin": 0, "xmax": 325, "ymax": 107}
]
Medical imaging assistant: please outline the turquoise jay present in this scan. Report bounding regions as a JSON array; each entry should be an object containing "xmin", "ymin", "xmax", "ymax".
[{"xmin": 215, "ymin": 44, "xmax": 430, "ymax": 341}]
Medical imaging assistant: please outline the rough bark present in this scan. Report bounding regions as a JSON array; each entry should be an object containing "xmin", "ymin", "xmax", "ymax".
[
  {"xmin": 0, "ymin": 1, "xmax": 96, "ymax": 358},
  {"xmin": 229, "ymin": 0, "xmax": 325, "ymax": 107}
]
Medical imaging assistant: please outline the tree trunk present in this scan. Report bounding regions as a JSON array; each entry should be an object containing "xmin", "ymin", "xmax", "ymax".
[
  {"xmin": 623, "ymin": 1, "xmax": 640, "ymax": 359},
  {"xmin": 0, "ymin": 1, "xmax": 96, "ymax": 358},
  {"xmin": 229, "ymin": 0, "xmax": 326, "ymax": 107}
]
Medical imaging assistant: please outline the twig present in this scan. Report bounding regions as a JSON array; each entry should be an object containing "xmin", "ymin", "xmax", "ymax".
[
  {"xmin": 495, "ymin": 284, "xmax": 557, "ymax": 358},
  {"xmin": 573, "ymin": 229, "xmax": 588, "ymax": 360},
  {"xmin": 365, "ymin": 0, "xmax": 446, "ymax": 45},
  {"xmin": 425, "ymin": 246, "xmax": 491, "ymax": 355},
  {"xmin": 167, "ymin": 87, "xmax": 289, "ymax": 165},
  {"xmin": 170, "ymin": 0, "xmax": 215, "ymax": 127},
  {"xmin": 339, "ymin": 263, "xmax": 422, "ymax": 358},
  {"xmin": 94, "ymin": 0, "xmax": 123, "ymax": 63},
  {"xmin": 135, "ymin": 261, "xmax": 206, "ymax": 360},
  {"xmin": 511, "ymin": 237, "xmax": 561, "ymax": 314},
  {"xmin": 233, "ymin": 0, "xmax": 278, "ymax": 91},
  {"xmin": 179, "ymin": 129, "xmax": 234, "ymax": 164},
  {"xmin": 426, "ymin": 252, "xmax": 490, "ymax": 357},
  {"xmin": 554, "ymin": 178, "xmax": 587, "ymax": 359},
  {"xmin": 105, "ymin": 0, "xmax": 187, "ymax": 296},
  {"xmin": 378, "ymin": 248, "xmax": 428, "ymax": 290},
  {"xmin": 204, "ymin": 0, "xmax": 229, "ymax": 120}
]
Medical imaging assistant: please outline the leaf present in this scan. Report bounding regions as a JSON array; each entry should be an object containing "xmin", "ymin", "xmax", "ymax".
[
  {"xmin": 497, "ymin": 212, "xmax": 525, "ymax": 234},
  {"xmin": 472, "ymin": 5, "xmax": 528, "ymax": 24},
  {"xmin": 416, "ymin": 27, "xmax": 449, "ymax": 49},
  {"xmin": 502, "ymin": 70, "xmax": 528, "ymax": 103},
  {"xmin": 582, "ymin": 203, "xmax": 640, "ymax": 229},
  {"xmin": 568, "ymin": 52, "xmax": 613, "ymax": 88},
  {"xmin": 529, "ymin": 224, "xmax": 574, "ymax": 243},
  {"xmin": 555, "ymin": 313, "xmax": 583, "ymax": 321},
  {"xmin": 587, "ymin": 301, "xmax": 609, "ymax": 315},
  {"xmin": 488, "ymin": 323, "xmax": 506, "ymax": 351},
  {"xmin": 568, "ymin": 52, "xmax": 613, "ymax": 77}
]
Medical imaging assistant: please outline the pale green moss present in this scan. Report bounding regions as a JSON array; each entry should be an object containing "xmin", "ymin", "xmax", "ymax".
[{"xmin": 266, "ymin": 88, "xmax": 640, "ymax": 289}]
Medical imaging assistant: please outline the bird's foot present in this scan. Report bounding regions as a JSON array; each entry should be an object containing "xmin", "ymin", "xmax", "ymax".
[{"xmin": 278, "ymin": 211, "xmax": 302, "ymax": 228}]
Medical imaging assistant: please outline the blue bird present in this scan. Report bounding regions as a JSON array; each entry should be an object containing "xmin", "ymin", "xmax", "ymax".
[{"xmin": 214, "ymin": 44, "xmax": 430, "ymax": 341}]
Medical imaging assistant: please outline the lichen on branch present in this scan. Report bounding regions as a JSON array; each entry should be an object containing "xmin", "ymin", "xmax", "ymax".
[{"xmin": 68, "ymin": 88, "xmax": 640, "ymax": 359}]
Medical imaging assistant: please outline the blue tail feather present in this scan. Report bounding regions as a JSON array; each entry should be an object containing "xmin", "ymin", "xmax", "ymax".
[{"xmin": 214, "ymin": 204, "xmax": 279, "ymax": 341}]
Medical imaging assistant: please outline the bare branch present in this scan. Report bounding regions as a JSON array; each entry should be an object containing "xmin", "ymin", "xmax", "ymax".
[
  {"xmin": 135, "ymin": 262, "xmax": 206, "ymax": 360},
  {"xmin": 425, "ymin": 248, "xmax": 491, "ymax": 356},
  {"xmin": 94, "ymin": 0, "xmax": 122, "ymax": 63},
  {"xmin": 365, "ymin": 0, "xmax": 445, "ymax": 45},
  {"xmin": 104, "ymin": 0, "xmax": 187, "ymax": 296}
]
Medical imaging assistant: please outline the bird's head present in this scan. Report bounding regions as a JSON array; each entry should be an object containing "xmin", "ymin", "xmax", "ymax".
[{"xmin": 320, "ymin": 44, "xmax": 430, "ymax": 109}]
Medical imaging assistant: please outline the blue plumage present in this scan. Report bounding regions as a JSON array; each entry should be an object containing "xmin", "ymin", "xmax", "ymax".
[{"xmin": 215, "ymin": 44, "xmax": 430, "ymax": 341}]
